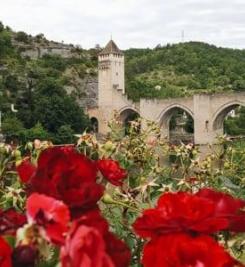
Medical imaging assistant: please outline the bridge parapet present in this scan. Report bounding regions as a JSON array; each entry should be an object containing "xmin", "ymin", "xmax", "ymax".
[{"xmin": 90, "ymin": 91, "xmax": 245, "ymax": 145}]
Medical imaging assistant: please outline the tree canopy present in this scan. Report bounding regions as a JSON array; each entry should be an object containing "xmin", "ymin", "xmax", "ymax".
[
  {"xmin": 125, "ymin": 42, "xmax": 245, "ymax": 101},
  {"xmin": 0, "ymin": 22, "xmax": 92, "ymax": 143}
]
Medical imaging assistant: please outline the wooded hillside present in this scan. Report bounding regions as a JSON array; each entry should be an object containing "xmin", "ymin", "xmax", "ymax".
[{"xmin": 1, "ymin": 21, "xmax": 245, "ymax": 139}]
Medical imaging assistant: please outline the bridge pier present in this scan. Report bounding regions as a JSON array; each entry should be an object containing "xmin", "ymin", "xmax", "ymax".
[{"xmin": 193, "ymin": 94, "xmax": 216, "ymax": 145}]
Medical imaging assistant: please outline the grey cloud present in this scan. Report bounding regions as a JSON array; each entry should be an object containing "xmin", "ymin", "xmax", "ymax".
[{"xmin": 0, "ymin": 0, "xmax": 245, "ymax": 49}]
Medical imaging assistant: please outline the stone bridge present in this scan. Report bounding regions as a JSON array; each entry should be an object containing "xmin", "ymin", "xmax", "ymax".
[
  {"xmin": 89, "ymin": 91, "xmax": 245, "ymax": 145},
  {"xmin": 87, "ymin": 39, "xmax": 245, "ymax": 145},
  {"xmin": 139, "ymin": 92, "xmax": 245, "ymax": 144}
]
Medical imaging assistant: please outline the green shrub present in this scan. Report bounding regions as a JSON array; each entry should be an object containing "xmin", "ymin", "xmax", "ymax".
[{"xmin": 15, "ymin": 31, "xmax": 29, "ymax": 43}]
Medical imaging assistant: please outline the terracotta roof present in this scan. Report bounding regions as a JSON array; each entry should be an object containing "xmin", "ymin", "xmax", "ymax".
[{"xmin": 99, "ymin": 40, "xmax": 123, "ymax": 55}]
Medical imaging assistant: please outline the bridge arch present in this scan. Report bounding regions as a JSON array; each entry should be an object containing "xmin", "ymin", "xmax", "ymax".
[
  {"xmin": 212, "ymin": 101, "xmax": 245, "ymax": 135},
  {"xmin": 158, "ymin": 104, "xmax": 194, "ymax": 142},
  {"xmin": 119, "ymin": 106, "xmax": 139, "ymax": 122},
  {"xmin": 119, "ymin": 106, "xmax": 140, "ymax": 134},
  {"xmin": 90, "ymin": 117, "xmax": 99, "ymax": 133}
]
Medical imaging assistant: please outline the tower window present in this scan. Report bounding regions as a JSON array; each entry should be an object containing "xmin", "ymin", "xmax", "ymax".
[{"xmin": 116, "ymin": 72, "xmax": 118, "ymax": 76}]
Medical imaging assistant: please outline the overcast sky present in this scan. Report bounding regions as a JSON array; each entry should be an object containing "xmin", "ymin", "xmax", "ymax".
[{"xmin": 0, "ymin": 0, "xmax": 245, "ymax": 49}]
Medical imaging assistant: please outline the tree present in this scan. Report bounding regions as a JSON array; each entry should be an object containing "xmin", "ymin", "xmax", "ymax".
[
  {"xmin": 4, "ymin": 74, "xmax": 19, "ymax": 92},
  {"xmin": 55, "ymin": 125, "xmax": 75, "ymax": 144},
  {"xmin": 224, "ymin": 107, "xmax": 245, "ymax": 135},
  {"xmin": 32, "ymin": 94, "xmax": 89, "ymax": 133},
  {"xmin": 1, "ymin": 116, "xmax": 24, "ymax": 142},
  {"xmin": 40, "ymin": 55, "xmax": 67, "ymax": 71},
  {"xmin": 0, "ymin": 30, "xmax": 13, "ymax": 57},
  {"xmin": 35, "ymin": 33, "xmax": 45, "ymax": 42},
  {"xmin": 22, "ymin": 122, "xmax": 50, "ymax": 141},
  {"xmin": 15, "ymin": 31, "xmax": 29, "ymax": 43},
  {"xmin": 27, "ymin": 78, "xmax": 90, "ymax": 133},
  {"xmin": 233, "ymin": 79, "xmax": 245, "ymax": 91},
  {"xmin": 0, "ymin": 21, "xmax": 4, "ymax": 32}
]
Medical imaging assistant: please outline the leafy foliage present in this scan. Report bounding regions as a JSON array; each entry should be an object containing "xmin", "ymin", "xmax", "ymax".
[
  {"xmin": 1, "ymin": 116, "xmax": 25, "ymax": 139},
  {"xmin": 1, "ymin": 21, "xmax": 245, "ymax": 140},
  {"xmin": 54, "ymin": 125, "xmax": 76, "ymax": 144},
  {"xmin": 125, "ymin": 42, "xmax": 245, "ymax": 101},
  {"xmin": 0, "ymin": 118, "xmax": 244, "ymax": 266},
  {"xmin": 22, "ymin": 122, "xmax": 50, "ymax": 141},
  {"xmin": 15, "ymin": 31, "xmax": 29, "ymax": 43},
  {"xmin": 78, "ymin": 119, "xmax": 245, "ymax": 266},
  {"xmin": 0, "ymin": 22, "xmax": 93, "ymax": 143},
  {"xmin": 224, "ymin": 107, "xmax": 245, "ymax": 135}
]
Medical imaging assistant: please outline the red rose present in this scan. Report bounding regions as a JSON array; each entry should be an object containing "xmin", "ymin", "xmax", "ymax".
[
  {"xmin": 72, "ymin": 209, "xmax": 109, "ymax": 235},
  {"xmin": 26, "ymin": 146, "xmax": 104, "ymax": 209},
  {"xmin": 66, "ymin": 210, "xmax": 131, "ymax": 267},
  {"xmin": 60, "ymin": 225, "xmax": 114, "ymax": 267},
  {"xmin": 59, "ymin": 181, "xmax": 104, "ymax": 209},
  {"xmin": 133, "ymin": 191, "xmax": 229, "ymax": 238},
  {"xmin": 0, "ymin": 236, "xmax": 12, "ymax": 267},
  {"xmin": 97, "ymin": 159, "xmax": 127, "ymax": 186},
  {"xmin": 104, "ymin": 232, "xmax": 131, "ymax": 267},
  {"xmin": 196, "ymin": 188, "xmax": 245, "ymax": 232},
  {"xmin": 16, "ymin": 159, "xmax": 36, "ymax": 183},
  {"xmin": 26, "ymin": 193, "xmax": 70, "ymax": 245},
  {"xmin": 142, "ymin": 233, "xmax": 242, "ymax": 267},
  {"xmin": 0, "ymin": 209, "xmax": 26, "ymax": 236},
  {"xmin": 70, "ymin": 205, "xmax": 100, "ymax": 220},
  {"xmin": 134, "ymin": 189, "xmax": 245, "ymax": 267}
]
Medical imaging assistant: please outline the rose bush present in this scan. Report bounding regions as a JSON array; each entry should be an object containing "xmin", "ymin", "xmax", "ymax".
[
  {"xmin": 141, "ymin": 234, "xmax": 241, "ymax": 267},
  {"xmin": 12, "ymin": 145, "xmax": 131, "ymax": 267},
  {"xmin": 0, "ymin": 119, "xmax": 244, "ymax": 266},
  {"xmin": 133, "ymin": 189, "xmax": 245, "ymax": 237},
  {"xmin": 133, "ymin": 189, "xmax": 245, "ymax": 267},
  {"xmin": 97, "ymin": 159, "xmax": 127, "ymax": 186}
]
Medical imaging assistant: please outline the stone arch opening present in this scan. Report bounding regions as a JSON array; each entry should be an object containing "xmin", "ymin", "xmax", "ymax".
[
  {"xmin": 213, "ymin": 102, "xmax": 245, "ymax": 136},
  {"xmin": 160, "ymin": 105, "xmax": 194, "ymax": 144},
  {"xmin": 90, "ymin": 117, "xmax": 99, "ymax": 133},
  {"xmin": 119, "ymin": 108, "xmax": 140, "ymax": 135}
]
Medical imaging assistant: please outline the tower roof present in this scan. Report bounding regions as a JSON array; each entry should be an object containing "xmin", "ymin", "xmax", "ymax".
[{"xmin": 99, "ymin": 40, "xmax": 123, "ymax": 55}]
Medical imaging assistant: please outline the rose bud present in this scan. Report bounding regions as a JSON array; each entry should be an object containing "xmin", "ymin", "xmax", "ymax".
[{"xmin": 12, "ymin": 245, "xmax": 38, "ymax": 267}]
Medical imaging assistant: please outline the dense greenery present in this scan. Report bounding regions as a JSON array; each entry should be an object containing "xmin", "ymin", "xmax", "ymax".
[
  {"xmin": 0, "ymin": 121, "xmax": 244, "ymax": 266},
  {"xmin": 224, "ymin": 107, "xmax": 245, "ymax": 136},
  {"xmin": 0, "ymin": 23, "xmax": 96, "ymax": 143},
  {"xmin": 124, "ymin": 43, "xmax": 245, "ymax": 135},
  {"xmin": 125, "ymin": 42, "xmax": 245, "ymax": 101},
  {"xmin": 1, "ymin": 21, "xmax": 245, "ymax": 140}
]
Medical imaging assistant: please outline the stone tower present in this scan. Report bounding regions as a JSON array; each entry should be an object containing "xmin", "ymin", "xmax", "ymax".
[
  {"xmin": 98, "ymin": 40, "xmax": 125, "ymax": 107},
  {"xmin": 88, "ymin": 39, "xmax": 135, "ymax": 134}
]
